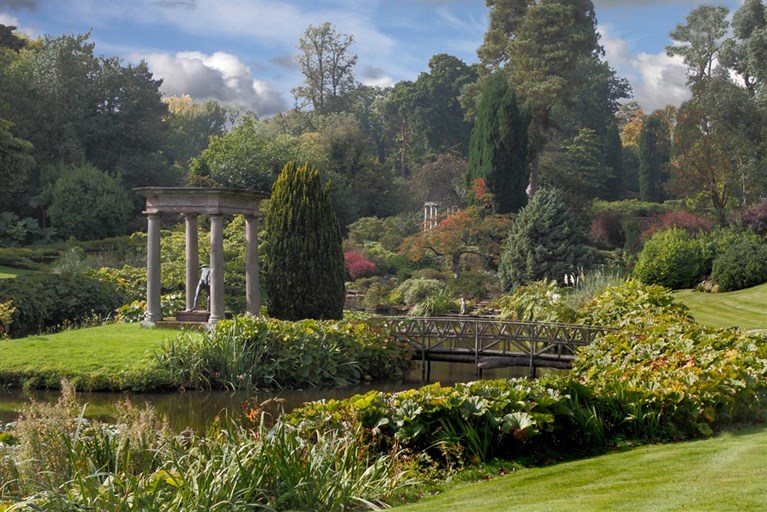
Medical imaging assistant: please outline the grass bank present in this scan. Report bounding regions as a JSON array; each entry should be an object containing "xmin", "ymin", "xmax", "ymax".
[
  {"xmin": 0, "ymin": 323, "xmax": 180, "ymax": 391},
  {"xmin": 675, "ymin": 282, "xmax": 767, "ymax": 331},
  {"xmin": 393, "ymin": 424, "xmax": 767, "ymax": 512},
  {"xmin": 0, "ymin": 265, "xmax": 36, "ymax": 279}
]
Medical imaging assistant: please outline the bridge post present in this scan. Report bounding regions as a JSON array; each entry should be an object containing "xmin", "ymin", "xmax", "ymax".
[{"xmin": 474, "ymin": 323, "xmax": 479, "ymax": 377}]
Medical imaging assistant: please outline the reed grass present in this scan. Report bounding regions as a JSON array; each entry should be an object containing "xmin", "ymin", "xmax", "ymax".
[{"xmin": 0, "ymin": 382, "xmax": 418, "ymax": 510}]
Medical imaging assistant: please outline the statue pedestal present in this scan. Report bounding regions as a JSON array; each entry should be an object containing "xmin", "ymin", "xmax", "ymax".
[{"xmin": 175, "ymin": 310, "xmax": 210, "ymax": 322}]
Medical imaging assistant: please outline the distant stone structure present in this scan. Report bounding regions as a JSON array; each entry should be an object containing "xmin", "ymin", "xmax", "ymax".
[
  {"xmin": 135, "ymin": 187, "xmax": 269, "ymax": 327},
  {"xmin": 423, "ymin": 202, "xmax": 459, "ymax": 231}
]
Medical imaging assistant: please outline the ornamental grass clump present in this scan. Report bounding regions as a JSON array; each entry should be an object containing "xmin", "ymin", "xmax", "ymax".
[
  {"xmin": 0, "ymin": 384, "xmax": 417, "ymax": 510},
  {"xmin": 156, "ymin": 315, "xmax": 410, "ymax": 391}
]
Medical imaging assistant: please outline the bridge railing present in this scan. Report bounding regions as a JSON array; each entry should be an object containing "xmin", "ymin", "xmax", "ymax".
[{"xmin": 368, "ymin": 316, "xmax": 616, "ymax": 378}]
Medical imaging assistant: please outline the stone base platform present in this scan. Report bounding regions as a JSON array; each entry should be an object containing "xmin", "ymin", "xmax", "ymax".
[
  {"xmin": 175, "ymin": 310, "xmax": 211, "ymax": 322},
  {"xmin": 153, "ymin": 319, "xmax": 209, "ymax": 331}
]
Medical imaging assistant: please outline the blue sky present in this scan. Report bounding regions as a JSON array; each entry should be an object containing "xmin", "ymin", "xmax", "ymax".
[{"xmin": 0, "ymin": 0, "xmax": 746, "ymax": 117}]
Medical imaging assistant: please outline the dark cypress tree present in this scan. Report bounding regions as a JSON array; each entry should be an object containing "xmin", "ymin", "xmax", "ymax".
[
  {"xmin": 638, "ymin": 114, "xmax": 670, "ymax": 202},
  {"xmin": 603, "ymin": 123, "xmax": 624, "ymax": 199},
  {"xmin": 263, "ymin": 161, "xmax": 345, "ymax": 320},
  {"xmin": 466, "ymin": 73, "xmax": 529, "ymax": 214},
  {"xmin": 499, "ymin": 188, "xmax": 589, "ymax": 290}
]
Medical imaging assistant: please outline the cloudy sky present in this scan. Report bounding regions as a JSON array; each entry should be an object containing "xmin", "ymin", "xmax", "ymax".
[{"xmin": 0, "ymin": 0, "xmax": 746, "ymax": 117}]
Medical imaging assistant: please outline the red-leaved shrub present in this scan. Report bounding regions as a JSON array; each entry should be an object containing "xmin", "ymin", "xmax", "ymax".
[
  {"xmin": 344, "ymin": 251, "xmax": 377, "ymax": 280},
  {"xmin": 740, "ymin": 200, "xmax": 767, "ymax": 236},
  {"xmin": 640, "ymin": 210, "xmax": 713, "ymax": 241},
  {"xmin": 590, "ymin": 212, "xmax": 625, "ymax": 249}
]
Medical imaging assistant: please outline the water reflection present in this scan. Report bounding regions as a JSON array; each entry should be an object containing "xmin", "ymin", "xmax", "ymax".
[{"xmin": 0, "ymin": 363, "xmax": 565, "ymax": 432}]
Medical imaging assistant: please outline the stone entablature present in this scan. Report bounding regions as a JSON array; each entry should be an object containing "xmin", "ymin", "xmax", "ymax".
[{"xmin": 136, "ymin": 187, "xmax": 265, "ymax": 217}]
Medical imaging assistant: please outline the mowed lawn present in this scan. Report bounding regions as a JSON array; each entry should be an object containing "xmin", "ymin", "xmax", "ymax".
[
  {"xmin": 0, "ymin": 323, "xmax": 178, "ymax": 387},
  {"xmin": 0, "ymin": 265, "xmax": 36, "ymax": 279},
  {"xmin": 393, "ymin": 425, "xmax": 767, "ymax": 512},
  {"xmin": 674, "ymin": 282, "xmax": 767, "ymax": 331}
]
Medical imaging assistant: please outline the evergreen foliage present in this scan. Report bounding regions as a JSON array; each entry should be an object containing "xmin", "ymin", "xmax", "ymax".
[
  {"xmin": 467, "ymin": 73, "xmax": 529, "ymax": 214},
  {"xmin": 263, "ymin": 161, "xmax": 345, "ymax": 320},
  {"xmin": 603, "ymin": 123, "xmax": 624, "ymax": 199},
  {"xmin": 633, "ymin": 228, "xmax": 703, "ymax": 289},
  {"xmin": 711, "ymin": 237, "xmax": 767, "ymax": 291},
  {"xmin": 638, "ymin": 113, "xmax": 671, "ymax": 202},
  {"xmin": 499, "ymin": 188, "xmax": 589, "ymax": 290}
]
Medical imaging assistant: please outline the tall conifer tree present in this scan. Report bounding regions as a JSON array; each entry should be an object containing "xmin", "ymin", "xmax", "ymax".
[
  {"xmin": 263, "ymin": 161, "xmax": 345, "ymax": 320},
  {"xmin": 499, "ymin": 188, "xmax": 588, "ymax": 290},
  {"xmin": 466, "ymin": 73, "xmax": 529, "ymax": 214},
  {"xmin": 638, "ymin": 114, "xmax": 671, "ymax": 202},
  {"xmin": 603, "ymin": 123, "xmax": 624, "ymax": 199}
]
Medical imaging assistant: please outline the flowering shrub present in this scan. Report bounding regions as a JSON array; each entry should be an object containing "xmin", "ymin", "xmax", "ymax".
[
  {"xmin": 344, "ymin": 251, "xmax": 377, "ymax": 280},
  {"xmin": 494, "ymin": 279, "xmax": 577, "ymax": 323}
]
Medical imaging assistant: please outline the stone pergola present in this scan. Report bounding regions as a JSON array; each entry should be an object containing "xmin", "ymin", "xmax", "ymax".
[{"xmin": 135, "ymin": 187, "xmax": 269, "ymax": 326}]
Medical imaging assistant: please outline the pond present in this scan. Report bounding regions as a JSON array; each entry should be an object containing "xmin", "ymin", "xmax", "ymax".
[{"xmin": 0, "ymin": 363, "xmax": 563, "ymax": 432}]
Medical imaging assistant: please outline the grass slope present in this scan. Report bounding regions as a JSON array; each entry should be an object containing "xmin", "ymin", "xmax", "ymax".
[
  {"xmin": 0, "ymin": 323, "xmax": 180, "ymax": 390},
  {"xmin": 674, "ymin": 282, "xmax": 767, "ymax": 331},
  {"xmin": 394, "ymin": 425, "xmax": 767, "ymax": 512},
  {"xmin": 0, "ymin": 265, "xmax": 36, "ymax": 279}
]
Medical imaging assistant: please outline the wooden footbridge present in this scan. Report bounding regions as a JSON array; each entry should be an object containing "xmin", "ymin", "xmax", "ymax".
[{"xmin": 372, "ymin": 316, "xmax": 615, "ymax": 380}]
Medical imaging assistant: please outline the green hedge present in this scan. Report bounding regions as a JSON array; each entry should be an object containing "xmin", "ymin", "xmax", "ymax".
[
  {"xmin": 711, "ymin": 238, "xmax": 767, "ymax": 292},
  {"xmin": 633, "ymin": 228, "xmax": 703, "ymax": 289},
  {"xmin": 0, "ymin": 273, "xmax": 126, "ymax": 337}
]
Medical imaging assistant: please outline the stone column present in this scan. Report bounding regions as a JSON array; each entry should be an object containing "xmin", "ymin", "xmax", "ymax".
[
  {"xmin": 208, "ymin": 214, "xmax": 225, "ymax": 324},
  {"xmin": 245, "ymin": 214, "xmax": 260, "ymax": 315},
  {"xmin": 143, "ymin": 213, "xmax": 162, "ymax": 325},
  {"xmin": 183, "ymin": 213, "xmax": 199, "ymax": 312}
]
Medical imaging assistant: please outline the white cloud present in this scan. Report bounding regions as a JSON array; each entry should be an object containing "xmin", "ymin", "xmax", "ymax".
[
  {"xmin": 600, "ymin": 24, "xmax": 691, "ymax": 112},
  {"xmin": 0, "ymin": 13, "xmax": 21, "ymax": 26},
  {"xmin": 141, "ymin": 51, "xmax": 287, "ymax": 117},
  {"xmin": 631, "ymin": 53, "xmax": 691, "ymax": 111}
]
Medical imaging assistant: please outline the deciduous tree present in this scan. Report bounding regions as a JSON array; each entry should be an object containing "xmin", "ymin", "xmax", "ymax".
[
  {"xmin": 399, "ymin": 205, "xmax": 512, "ymax": 277},
  {"xmin": 292, "ymin": 22, "xmax": 357, "ymax": 113}
]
